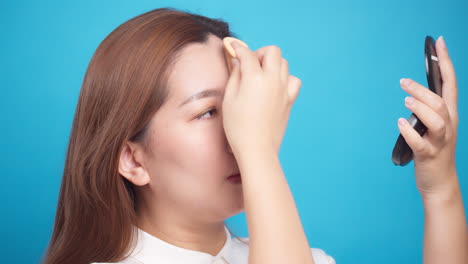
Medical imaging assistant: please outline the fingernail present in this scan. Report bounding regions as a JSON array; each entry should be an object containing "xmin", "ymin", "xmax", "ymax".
[
  {"xmin": 400, "ymin": 78, "xmax": 411, "ymax": 88},
  {"xmin": 398, "ymin": 118, "xmax": 406, "ymax": 126},
  {"xmin": 405, "ymin": 96, "xmax": 414, "ymax": 105},
  {"xmin": 438, "ymin": 36, "xmax": 446, "ymax": 49}
]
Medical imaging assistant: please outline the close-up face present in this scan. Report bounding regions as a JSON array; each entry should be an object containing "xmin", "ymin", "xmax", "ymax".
[{"xmin": 134, "ymin": 33, "xmax": 244, "ymax": 223}]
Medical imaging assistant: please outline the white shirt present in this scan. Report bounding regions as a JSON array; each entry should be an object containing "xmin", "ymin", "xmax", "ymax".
[{"xmin": 92, "ymin": 225, "xmax": 335, "ymax": 264}]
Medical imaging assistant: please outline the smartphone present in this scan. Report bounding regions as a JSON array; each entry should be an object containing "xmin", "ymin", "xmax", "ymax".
[{"xmin": 391, "ymin": 36, "xmax": 443, "ymax": 166}]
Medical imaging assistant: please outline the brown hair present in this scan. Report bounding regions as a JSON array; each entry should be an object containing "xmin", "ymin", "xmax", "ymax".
[{"xmin": 42, "ymin": 7, "xmax": 247, "ymax": 264}]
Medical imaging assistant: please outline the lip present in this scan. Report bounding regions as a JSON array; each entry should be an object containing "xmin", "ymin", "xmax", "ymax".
[
  {"xmin": 227, "ymin": 173, "xmax": 240, "ymax": 178},
  {"xmin": 227, "ymin": 173, "xmax": 242, "ymax": 183}
]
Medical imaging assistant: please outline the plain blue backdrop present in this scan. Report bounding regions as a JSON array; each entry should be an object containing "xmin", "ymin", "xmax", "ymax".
[{"xmin": 1, "ymin": 0, "xmax": 467, "ymax": 263}]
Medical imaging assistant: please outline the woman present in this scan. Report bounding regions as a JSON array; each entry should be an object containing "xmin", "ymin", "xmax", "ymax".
[{"xmin": 42, "ymin": 7, "xmax": 466, "ymax": 264}]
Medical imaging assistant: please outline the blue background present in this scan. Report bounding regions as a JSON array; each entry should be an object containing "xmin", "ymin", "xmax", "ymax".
[{"xmin": 1, "ymin": 0, "xmax": 467, "ymax": 263}]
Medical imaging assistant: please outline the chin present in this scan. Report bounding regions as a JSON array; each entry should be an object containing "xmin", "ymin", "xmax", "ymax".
[{"xmin": 228, "ymin": 201, "xmax": 245, "ymax": 217}]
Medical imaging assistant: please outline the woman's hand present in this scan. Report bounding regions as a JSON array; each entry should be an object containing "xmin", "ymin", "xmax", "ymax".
[
  {"xmin": 397, "ymin": 36, "xmax": 459, "ymax": 199},
  {"xmin": 222, "ymin": 42, "xmax": 319, "ymax": 264},
  {"xmin": 222, "ymin": 42, "xmax": 302, "ymax": 156}
]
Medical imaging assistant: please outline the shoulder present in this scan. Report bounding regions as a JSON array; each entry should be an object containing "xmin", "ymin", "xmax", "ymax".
[{"xmin": 236, "ymin": 237, "xmax": 336, "ymax": 264}]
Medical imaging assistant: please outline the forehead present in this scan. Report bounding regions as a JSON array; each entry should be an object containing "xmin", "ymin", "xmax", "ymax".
[{"xmin": 166, "ymin": 34, "xmax": 228, "ymax": 104}]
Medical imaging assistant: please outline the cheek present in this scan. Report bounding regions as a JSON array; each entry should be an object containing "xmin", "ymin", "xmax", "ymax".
[
  {"xmin": 148, "ymin": 122, "xmax": 225, "ymax": 186},
  {"xmin": 144, "ymin": 119, "xmax": 242, "ymax": 216},
  {"xmin": 177, "ymin": 123, "xmax": 225, "ymax": 175}
]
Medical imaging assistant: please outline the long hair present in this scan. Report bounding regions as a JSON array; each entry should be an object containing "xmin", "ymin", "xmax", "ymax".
[{"xmin": 42, "ymin": 7, "xmax": 246, "ymax": 264}]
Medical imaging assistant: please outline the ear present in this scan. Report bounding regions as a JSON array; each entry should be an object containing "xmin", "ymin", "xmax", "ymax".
[{"xmin": 118, "ymin": 141, "xmax": 150, "ymax": 186}]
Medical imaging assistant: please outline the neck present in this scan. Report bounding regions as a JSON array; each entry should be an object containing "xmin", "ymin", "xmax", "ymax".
[{"xmin": 135, "ymin": 196, "xmax": 227, "ymax": 256}]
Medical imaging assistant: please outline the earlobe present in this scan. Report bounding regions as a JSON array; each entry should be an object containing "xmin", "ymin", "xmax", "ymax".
[
  {"xmin": 118, "ymin": 142, "xmax": 150, "ymax": 186},
  {"xmin": 125, "ymin": 168, "xmax": 150, "ymax": 186}
]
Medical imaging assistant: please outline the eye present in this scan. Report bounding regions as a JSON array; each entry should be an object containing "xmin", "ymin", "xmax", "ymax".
[{"xmin": 196, "ymin": 108, "xmax": 217, "ymax": 120}]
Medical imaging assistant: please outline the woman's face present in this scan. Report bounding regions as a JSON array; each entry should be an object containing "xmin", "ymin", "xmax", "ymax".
[{"xmin": 123, "ymin": 34, "xmax": 244, "ymax": 223}]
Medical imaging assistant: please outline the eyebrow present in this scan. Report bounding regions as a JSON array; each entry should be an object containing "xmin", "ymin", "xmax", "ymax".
[{"xmin": 178, "ymin": 89, "xmax": 224, "ymax": 108}]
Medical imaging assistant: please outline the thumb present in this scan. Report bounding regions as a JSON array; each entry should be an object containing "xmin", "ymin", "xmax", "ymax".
[{"xmin": 288, "ymin": 75, "xmax": 302, "ymax": 103}]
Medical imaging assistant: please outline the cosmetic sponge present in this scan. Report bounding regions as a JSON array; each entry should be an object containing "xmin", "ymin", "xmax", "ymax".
[{"xmin": 223, "ymin": 37, "xmax": 249, "ymax": 72}]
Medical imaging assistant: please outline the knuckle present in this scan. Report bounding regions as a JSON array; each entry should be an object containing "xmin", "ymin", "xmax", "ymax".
[
  {"xmin": 433, "ymin": 98, "xmax": 446, "ymax": 113},
  {"xmin": 290, "ymin": 75, "xmax": 302, "ymax": 87},
  {"xmin": 296, "ymin": 77, "xmax": 302, "ymax": 88},
  {"xmin": 414, "ymin": 142, "xmax": 427, "ymax": 154},
  {"xmin": 256, "ymin": 46, "xmax": 268, "ymax": 56},
  {"xmin": 433, "ymin": 120, "xmax": 446, "ymax": 135},
  {"xmin": 267, "ymin": 45, "xmax": 282, "ymax": 56},
  {"xmin": 426, "ymin": 145, "xmax": 438, "ymax": 158}
]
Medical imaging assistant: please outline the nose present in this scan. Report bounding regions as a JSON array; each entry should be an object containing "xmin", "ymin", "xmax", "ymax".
[{"xmin": 222, "ymin": 119, "xmax": 233, "ymax": 155}]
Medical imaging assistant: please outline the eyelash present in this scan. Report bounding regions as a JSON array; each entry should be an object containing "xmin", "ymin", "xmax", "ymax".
[{"xmin": 196, "ymin": 108, "xmax": 217, "ymax": 120}]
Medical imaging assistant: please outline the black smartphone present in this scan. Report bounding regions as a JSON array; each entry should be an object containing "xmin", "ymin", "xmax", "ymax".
[{"xmin": 391, "ymin": 36, "xmax": 443, "ymax": 166}]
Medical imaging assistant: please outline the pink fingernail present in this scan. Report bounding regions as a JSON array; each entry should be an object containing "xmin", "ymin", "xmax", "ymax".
[
  {"xmin": 400, "ymin": 78, "xmax": 411, "ymax": 88},
  {"xmin": 398, "ymin": 118, "xmax": 406, "ymax": 126},
  {"xmin": 405, "ymin": 96, "xmax": 414, "ymax": 105},
  {"xmin": 439, "ymin": 36, "xmax": 446, "ymax": 49}
]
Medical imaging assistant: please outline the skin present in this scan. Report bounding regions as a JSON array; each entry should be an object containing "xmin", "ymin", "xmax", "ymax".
[
  {"xmin": 118, "ymin": 32, "xmax": 466, "ymax": 264},
  {"xmin": 118, "ymin": 34, "xmax": 244, "ymax": 256},
  {"xmin": 397, "ymin": 36, "xmax": 467, "ymax": 264},
  {"xmin": 222, "ymin": 41, "xmax": 312, "ymax": 264}
]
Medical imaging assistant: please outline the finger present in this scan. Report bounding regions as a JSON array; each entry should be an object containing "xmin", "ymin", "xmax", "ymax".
[
  {"xmin": 224, "ymin": 49, "xmax": 233, "ymax": 73},
  {"xmin": 224, "ymin": 59, "xmax": 241, "ymax": 99},
  {"xmin": 254, "ymin": 47, "xmax": 266, "ymax": 67},
  {"xmin": 223, "ymin": 37, "xmax": 249, "ymax": 58},
  {"xmin": 436, "ymin": 36, "xmax": 458, "ymax": 117},
  {"xmin": 253, "ymin": 45, "xmax": 282, "ymax": 74},
  {"xmin": 404, "ymin": 96, "xmax": 446, "ymax": 141},
  {"xmin": 400, "ymin": 78, "xmax": 450, "ymax": 122},
  {"xmin": 231, "ymin": 41, "xmax": 262, "ymax": 76},
  {"xmin": 280, "ymin": 58, "xmax": 289, "ymax": 83},
  {"xmin": 397, "ymin": 117, "xmax": 429, "ymax": 155},
  {"xmin": 288, "ymin": 75, "xmax": 302, "ymax": 103}
]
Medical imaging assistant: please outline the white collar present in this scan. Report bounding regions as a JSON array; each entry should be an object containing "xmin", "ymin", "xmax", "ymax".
[{"xmin": 126, "ymin": 224, "xmax": 248, "ymax": 264}]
